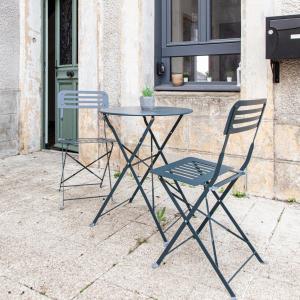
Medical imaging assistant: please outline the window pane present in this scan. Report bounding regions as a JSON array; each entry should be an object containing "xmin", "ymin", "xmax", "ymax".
[
  {"xmin": 172, "ymin": 0, "xmax": 198, "ymax": 42},
  {"xmin": 60, "ymin": 0, "xmax": 73, "ymax": 65},
  {"xmin": 171, "ymin": 54, "xmax": 240, "ymax": 82},
  {"xmin": 211, "ymin": 0, "xmax": 241, "ymax": 39}
]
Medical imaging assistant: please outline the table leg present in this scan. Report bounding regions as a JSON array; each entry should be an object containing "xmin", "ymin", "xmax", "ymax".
[
  {"xmin": 91, "ymin": 115, "xmax": 168, "ymax": 243},
  {"xmin": 129, "ymin": 115, "xmax": 184, "ymax": 204},
  {"xmin": 151, "ymin": 133, "xmax": 155, "ymax": 211}
]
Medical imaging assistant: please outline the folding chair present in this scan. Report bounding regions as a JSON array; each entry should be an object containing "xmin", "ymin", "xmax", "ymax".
[
  {"xmin": 58, "ymin": 90, "xmax": 114, "ymax": 209},
  {"xmin": 151, "ymin": 99, "xmax": 267, "ymax": 299}
]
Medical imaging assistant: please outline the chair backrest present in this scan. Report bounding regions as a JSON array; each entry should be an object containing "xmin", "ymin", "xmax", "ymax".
[
  {"xmin": 224, "ymin": 99, "xmax": 266, "ymax": 135},
  {"xmin": 209, "ymin": 99, "xmax": 267, "ymax": 186},
  {"xmin": 58, "ymin": 90, "xmax": 109, "ymax": 119}
]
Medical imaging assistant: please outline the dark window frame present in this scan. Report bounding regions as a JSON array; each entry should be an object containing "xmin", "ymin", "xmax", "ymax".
[{"xmin": 155, "ymin": 0, "xmax": 241, "ymax": 91}]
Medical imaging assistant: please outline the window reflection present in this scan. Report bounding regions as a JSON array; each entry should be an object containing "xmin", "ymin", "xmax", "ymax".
[
  {"xmin": 171, "ymin": 55, "xmax": 240, "ymax": 82},
  {"xmin": 211, "ymin": 0, "xmax": 241, "ymax": 40},
  {"xmin": 172, "ymin": 0, "xmax": 198, "ymax": 42}
]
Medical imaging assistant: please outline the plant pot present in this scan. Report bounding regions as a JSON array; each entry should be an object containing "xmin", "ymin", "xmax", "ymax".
[
  {"xmin": 172, "ymin": 73, "xmax": 184, "ymax": 86},
  {"xmin": 183, "ymin": 77, "xmax": 189, "ymax": 83},
  {"xmin": 140, "ymin": 96, "xmax": 155, "ymax": 110},
  {"xmin": 207, "ymin": 77, "xmax": 212, "ymax": 82},
  {"xmin": 227, "ymin": 77, "xmax": 232, "ymax": 83}
]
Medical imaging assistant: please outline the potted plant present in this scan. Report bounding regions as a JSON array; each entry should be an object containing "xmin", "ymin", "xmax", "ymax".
[
  {"xmin": 205, "ymin": 71, "xmax": 212, "ymax": 82},
  {"xmin": 183, "ymin": 72, "xmax": 189, "ymax": 83},
  {"xmin": 172, "ymin": 73, "xmax": 184, "ymax": 86},
  {"xmin": 140, "ymin": 86, "xmax": 155, "ymax": 110},
  {"xmin": 226, "ymin": 71, "xmax": 234, "ymax": 83}
]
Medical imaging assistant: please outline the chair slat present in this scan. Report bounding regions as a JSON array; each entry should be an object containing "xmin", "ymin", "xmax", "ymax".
[
  {"xmin": 233, "ymin": 115, "xmax": 260, "ymax": 124},
  {"xmin": 230, "ymin": 123, "xmax": 258, "ymax": 134},
  {"xmin": 235, "ymin": 108, "xmax": 262, "ymax": 115}
]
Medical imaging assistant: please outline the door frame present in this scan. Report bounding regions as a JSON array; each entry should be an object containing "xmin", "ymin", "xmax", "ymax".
[
  {"xmin": 42, "ymin": 0, "xmax": 79, "ymax": 150},
  {"xmin": 42, "ymin": 0, "xmax": 49, "ymax": 148}
]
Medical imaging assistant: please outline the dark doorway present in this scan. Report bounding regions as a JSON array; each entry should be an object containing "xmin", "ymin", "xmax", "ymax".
[
  {"xmin": 48, "ymin": 0, "xmax": 56, "ymax": 147},
  {"xmin": 45, "ymin": 0, "xmax": 78, "ymax": 150}
]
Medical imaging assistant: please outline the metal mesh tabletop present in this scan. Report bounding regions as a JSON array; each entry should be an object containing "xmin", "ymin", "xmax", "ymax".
[{"xmin": 100, "ymin": 106, "xmax": 193, "ymax": 116}]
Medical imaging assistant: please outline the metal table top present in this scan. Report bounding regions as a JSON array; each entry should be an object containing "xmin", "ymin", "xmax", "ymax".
[{"xmin": 100, "ymin": 106, "xmax": 193, "ymax": 117}]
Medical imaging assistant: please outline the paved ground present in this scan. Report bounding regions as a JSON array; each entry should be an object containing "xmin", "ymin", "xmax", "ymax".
[{"xmin": 0, "ymin": 151, "xmax": 299, "ymax": 300}]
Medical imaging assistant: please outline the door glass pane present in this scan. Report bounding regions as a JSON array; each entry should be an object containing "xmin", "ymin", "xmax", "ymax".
[
  {"xmin": 211, "ymin": 0, "xmax": 241, "ymax": 39},
  {"xmin": 171, "ymin": 0, "xmax": 198, "ymax": 42},
  {"xmin": 171, "ymin": 54, "xmax": 240, "ymax": 82},
  {"xmin": 60, "ymin": 0, "xmax": 73, "ymax": 65}
]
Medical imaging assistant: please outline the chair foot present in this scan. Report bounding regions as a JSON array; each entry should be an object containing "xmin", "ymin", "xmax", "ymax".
[
  {"xmin": 260, "ymin": 259, "xmax": 267, "ymax": 264},
  {"xmin": 254, "ymin": 252, "xmax": 265, "ymax": 264},
  {"xmin": 59, "ymin": 206, "xmax": 64, "ymax": 211},
  {"xmin": 89, "ymin": 222, "xmax": 96, "ymax": 228},
  {"xmin": 231, "ymin": 297, "xmax": 237, "ymax": 300},
  {"xmin": 163, "ymin": 241, "xmax": 170, "ymax": 248},
  {"xmin": 152, "ymin": 262, "xmax": 159, "ymax": 269}
]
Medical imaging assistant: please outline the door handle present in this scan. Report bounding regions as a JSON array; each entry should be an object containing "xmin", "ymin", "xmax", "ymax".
[{"xmin": 67, "ymin": 71, "xmax": 75, "ymax": 78}]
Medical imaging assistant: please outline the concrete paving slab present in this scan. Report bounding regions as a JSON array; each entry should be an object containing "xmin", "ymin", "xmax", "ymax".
[
  {"xmin": 74, "ymin": 279, "xmax": 151, "ymax": 299},
  {"xmin": 0, "ymin": 276, "xmax": 47, "ymax": 300},
  {"xmin": 0, "ymin": 151, "xmax": 299, "ymax": 300}
]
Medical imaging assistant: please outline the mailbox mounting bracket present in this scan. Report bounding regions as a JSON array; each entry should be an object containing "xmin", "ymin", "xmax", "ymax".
[{"xmin": 271, "ymin": 60, "xmax": 280, "ymax": 83}]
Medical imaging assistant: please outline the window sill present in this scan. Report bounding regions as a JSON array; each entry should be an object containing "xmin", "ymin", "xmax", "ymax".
[{"xmin": 155, "ymin": 82, "xmax": 240, "ymax": 92}]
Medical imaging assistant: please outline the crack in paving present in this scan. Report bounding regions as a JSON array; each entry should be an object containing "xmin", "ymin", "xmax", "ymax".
[
  {"xmin": 70, "ymin": 264, "xmax": 119, "ymax": 300},
  {"xmin": 0, "ymin": 275, "xmax": 54, "ymax": 300},
  {"xmin": 266, "ymin": 207, "xmax": 286, "ymax": 248}
]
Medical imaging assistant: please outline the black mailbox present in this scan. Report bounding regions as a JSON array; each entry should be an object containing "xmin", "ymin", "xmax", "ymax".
[
  {"xmin": 266, "ymin": 14, "xmax": 300, "ymax": 83},
  {"xmin": 266, "ymin": 14, "xmax": 300, "ymax": 60}
]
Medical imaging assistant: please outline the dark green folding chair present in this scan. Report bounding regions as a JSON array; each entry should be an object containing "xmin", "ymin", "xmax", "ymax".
[{"xmin": 151, "ymin": 99, "xmax": 267, "ymax": 299}]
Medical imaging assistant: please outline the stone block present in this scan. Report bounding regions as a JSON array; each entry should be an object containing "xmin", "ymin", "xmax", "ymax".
[
  {"xmin": 188, "ymin": 115, "xmax": 225, "ymax": 154},
  {"xmin": 247, "ymin": 158, "xmax": 275, "ymax": 199},
  {"xmin": 0, "ymin": 114, "xmax": 18, "ymax": 142},
  {"xmin": 0, "ymin": 140, "xmax": 18, "ymax": 157},
  {"xmin": 275, "ymin": 123, "xmax": 300, "ymax": 163},
  {"xmin": 0, "ymin": 90, "xmax": 18, "ymax": 115},
  {"xmin": 275, "ymin": 161, "xmax": 300, "ymax": 201}
]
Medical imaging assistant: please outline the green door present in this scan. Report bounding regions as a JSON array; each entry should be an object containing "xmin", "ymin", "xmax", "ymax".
[{"xmin": 55, "ymin": 0, "xmax": 78, "ymax": 149}]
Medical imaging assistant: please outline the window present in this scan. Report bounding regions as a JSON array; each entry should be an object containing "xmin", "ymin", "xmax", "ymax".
[{"xmin": 155, "ymin": 0, "xmax": 241, "ymax": 91}]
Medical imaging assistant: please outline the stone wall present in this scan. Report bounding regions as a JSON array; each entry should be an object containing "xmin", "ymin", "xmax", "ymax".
[
  {"xmin": 75, "ymin": 0, "xmax": 300, "ymax": 201},
  {"xmin": 0, "ymin": 1, "xmax": 20, "ymax": 157},
  {"xmin": 273, "ymin": 0, "xmax": 300, "ymax": 200}
]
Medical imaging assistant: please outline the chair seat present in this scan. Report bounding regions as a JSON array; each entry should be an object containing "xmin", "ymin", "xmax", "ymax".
[
  {"xmin": 152, "ymin": 157, "xmax": 235, "ymax": 186},
  {"xmin": 58, "ymin": 137, "xmax": 115, "ymax": 145}
]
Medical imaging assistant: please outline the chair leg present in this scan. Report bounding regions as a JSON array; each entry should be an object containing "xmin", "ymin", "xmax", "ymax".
[
  {"xmin": 100, "ymin": 142, "xmax": 113, "ymax": 188},
  {"xmin": 153, "ymin": 178, "xmax": 236, "ymax": 299},
  {"xmin": 153, "ymin": 178, "xmax": 209, "ymax": 266},
  {"xmin": 60, "ymin": 144, "xmax": 67, "ymax": 210},
  {"xmin": 212, "ymin": 190, "xmax": 264, "ymax": 264},
  {"xmin": 59, "ymin": 143, "xmax": 67, "ymax": 191},
  {"xmin": 100, "ymin": 142, "xmax": 114, "ymax": 201},
  {"xmin": 107, "ymin": 143, "xmax": 114, "ymax": 199},
  {"xmin": 205, "ymin": 196, "xmax": 218, "ymax": 267}
]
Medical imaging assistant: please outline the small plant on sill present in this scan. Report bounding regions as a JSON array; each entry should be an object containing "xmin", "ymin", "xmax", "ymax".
[
  {"xmin": 141, "ymin": 86, "xmax": 155, "ymax": 110},
  {"xmin": 205, "ymin": 71, "xmax": 212, "ymax": 82},
  {"xmin": 142, "ymin": 86, "xmax": 154, "ymax": 97},
  {"xmin": 226, "ymin": 71, "xmax": 234, "ymax": 82},
  {"xmin": 183, "ymin": 72, "xmax": 190, "ymax": 83}
]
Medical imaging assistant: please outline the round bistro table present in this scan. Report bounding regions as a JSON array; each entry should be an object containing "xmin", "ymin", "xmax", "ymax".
[{"xmin": 91, "ymin": 106, "xmax": 193, "ymax": 245}]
